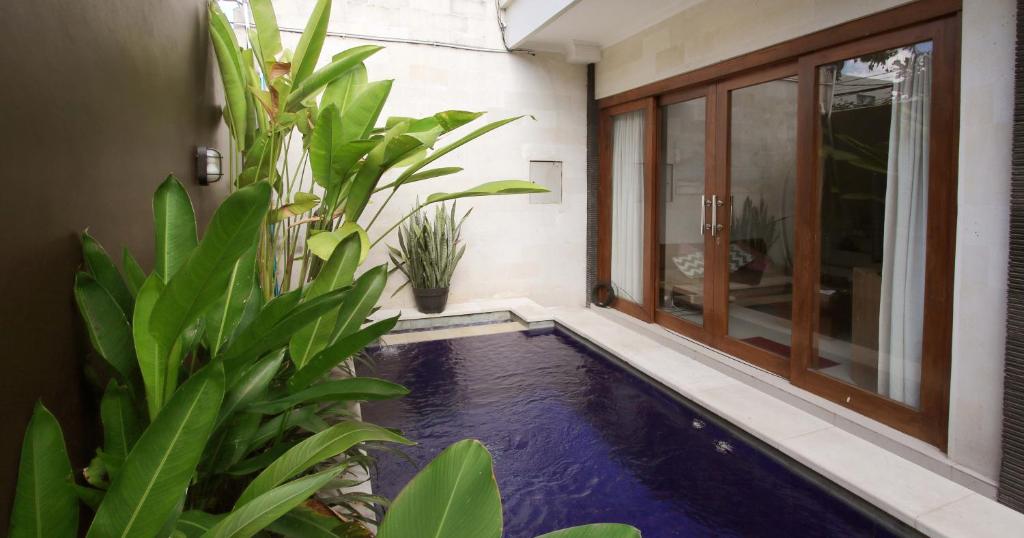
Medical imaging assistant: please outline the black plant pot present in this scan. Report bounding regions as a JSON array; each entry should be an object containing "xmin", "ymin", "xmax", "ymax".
[{"xmin": 413, "ymin": 287, "xmax": 449, "ymax": 314}]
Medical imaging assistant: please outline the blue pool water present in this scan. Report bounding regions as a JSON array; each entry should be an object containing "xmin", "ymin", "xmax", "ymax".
[{"xmin": 363, "ymin": 327, "xmax": 914, "ymax": 537}]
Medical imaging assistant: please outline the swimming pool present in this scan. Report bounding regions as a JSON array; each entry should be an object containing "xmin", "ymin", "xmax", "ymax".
[{"xmin": 363, "ymin": 326, "xmax": 917, "ymax": 537}]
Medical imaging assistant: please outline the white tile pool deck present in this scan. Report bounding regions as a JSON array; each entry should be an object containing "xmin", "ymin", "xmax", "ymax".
[{"xmin": 370, "ymin": 299, "xmax": 1024, "ymax": 537}]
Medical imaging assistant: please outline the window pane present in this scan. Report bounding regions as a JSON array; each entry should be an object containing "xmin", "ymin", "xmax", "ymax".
[
  {"xmin": 659, "ymin": 98, "xmax": 706, "ymax": 325},
  {"xmin": 814, "ymin": 41, "xmax": 932, "ymax": 408},
  {"xmin": 611, "ymin": 110, "xmax": 646, "ymax": 304},
  {"xmin": 726, "ymin": 77, "xmax": 798, "ymax": 357}
]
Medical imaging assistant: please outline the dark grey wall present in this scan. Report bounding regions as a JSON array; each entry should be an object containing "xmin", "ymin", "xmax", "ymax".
[{"xmin": 0, "ymin": 0, "xmax": 230, "ymax": 527}]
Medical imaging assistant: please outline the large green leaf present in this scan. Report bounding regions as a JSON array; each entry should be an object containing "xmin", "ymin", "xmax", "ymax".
[
  {"xmin": 309, "ymin": 105, "xmax": 343, "ymax": 187},
  {"xmin": 74, "ymin": 271, "xmax": 135, "ymax": 381},
  {"xmin": 153, "ymin": 175, "xmax": 198, "ymax": 283},
  {"xmin": 82, "ymin": 232, "xmax": 133, "ymax": 317},
  {"xmin": 203, "ymin": 467, "xmax": 342, "ymax": 538},
  {"xmin": 87, "ymin": 363, "xmax": 225, "ymax": 538},
  {"xmin": 177, "ymin": 511, "xmax": 225, "ymax": 538},
  {"xmin": 150, "ymin": 181, "xmax": 271, "ymax": 357},
  {"xmin": 100, "ymin": 381, "xmax": 142, "ymax": 465},
  {"xmin": 266, "ymin": 505, "xmax": 346, "ymax": 538},
  {"xmin": 290, "ymin": 0, "xmax": 331, "ymax": 85},
  {"xmin": 9, "ymin": 403, "xmax": 79, "ymax": 538},
  {"xmin": 377, "ymin": 440, "xmax": 502, "ymax": 538},
  {"xmin": 122, "ymin": 247, "xmax": 147, "ymax": 297},
  {"xmin": 289, "ymin": 315, "xmax": 398, "ymax": 392},
  {"xmin": 376, "ymin": 166, "xmax": 462, "ymax": 192},
  {"xmin": 306, "ymin": 223, "xmax": 369, "ymax": 263},
  {"xmin": 320, "ymin": 60, "xmax": 367, "ymax": 114},
  {"xmin": 536, "ymin": 524, "xmax": 643, "ymax": 538},
  {"xmin": 208, "ymin": 2, "xmax": 247, "ymax": 146},
  {"xmin": 235, "ymin": 421, "xmax": 411, "ymax": 508},
  {"xmin": 248, "ymin": 0, "xmax": 281, "ymax": 67},
  {"xmin": 287, "ymin": 45, "xmax": 383, "ymax": 112},
  {"xmin": 434, "ymin": 110, "xmax": 486, "ymax": 132},
  {"xmin": 218, "ymin": 288, "xmax": 348, "ymax": 378},
  {"xmin": 290, "ymin": 234, "xmax": 361, "ymax": 368},
  {"xmin": 248, "ymin": 377, "xmax": 409, "ymax": 415},
  {"xmin": 426, "ymin": 180, "xmax": 548, "ymax": 204},
  {"xmin": 340, "ymin": 79, "xmax": 392, "ymax": 143},
  {"xmin": 204, "ymin": 244, "xmax": 258, "ymax": 356},
  {"xmin": 133, "ymin": 275, "xmax": 166, "ymax": 419},
  {"xmin": 392, "ymin": 116, "xmax": 528, "ymax": 188},
  {"xmin": 218, "ymin": 350, "xmax": 284, "ymax": 425},
  {"xmin": 330, "ymin": 264, "xmax": 388, "ymax": 341}
]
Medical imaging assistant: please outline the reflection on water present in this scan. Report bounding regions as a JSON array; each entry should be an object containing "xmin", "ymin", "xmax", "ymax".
[{"xmin": 362, "ymin": 329, "xmax": 907, "ymax": 538}]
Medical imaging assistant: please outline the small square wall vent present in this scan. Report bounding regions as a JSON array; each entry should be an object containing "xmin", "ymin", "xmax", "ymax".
[{"xmin": 529, "ymin": 160, "xmax": 562, "ymax": 204}]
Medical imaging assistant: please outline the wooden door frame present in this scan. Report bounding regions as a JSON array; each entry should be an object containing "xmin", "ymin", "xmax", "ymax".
[
  {"xmin": 652, "ymin": 85, "xmax": 717, "ymax": 344},
  {"xmin": 595, "ymin": 0, "xmax": 961, "ymax": 449},
  {"xmin": 598, "ymin": 98, "xmax": 658, "ymax": 322},
  {"xmin": 791, "ymin": 15, "xmax": 960, "ymax": 450},
  {"xmin": 710, "ymin": 62, "xmax": 799, "ymax": 378}
]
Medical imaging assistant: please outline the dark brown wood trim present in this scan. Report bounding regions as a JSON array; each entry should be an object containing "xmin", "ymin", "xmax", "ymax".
[
  {"xmin": 643, "ymin": 97, "xmax": 658, "ymax": 321},
  {"xmin": 597, "ymin": 0, "xmax": 962, "ymax": 109}
]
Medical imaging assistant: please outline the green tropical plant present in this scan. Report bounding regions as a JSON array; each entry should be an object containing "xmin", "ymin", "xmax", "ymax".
[
  {"xmin": 10, "ymin": 178, "xmax": 416, "ymax": 537},
  {"xmin": 388, "ymin": 202, "xmax": 469, "ymax": 292},
  {"xmin": 207, "ymin": 0, "xmax": 545, "ymax": 298},
  {"xmin": 376, "ymin": 439, "xmax": 641, "ymax": 538}
]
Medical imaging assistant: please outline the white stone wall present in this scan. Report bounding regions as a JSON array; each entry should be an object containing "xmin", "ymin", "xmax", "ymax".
[
  {"xmin": 595, "ymin": 0, "xmax": 1016, "ymax": 493},
  {"xmin": 266, "ymin": 0, "xmax": 588, "ymax": 308}
]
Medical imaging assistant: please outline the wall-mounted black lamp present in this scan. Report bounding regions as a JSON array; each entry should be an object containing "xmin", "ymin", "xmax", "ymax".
[{"xmin": 196, "ymin": 146, "xmax": 223, "ymax": 185}]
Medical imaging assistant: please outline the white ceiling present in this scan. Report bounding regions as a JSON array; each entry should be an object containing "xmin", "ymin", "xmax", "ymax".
[{"xmin": 512, "ymin": 0, "xmax": 706, "ymax": 53}]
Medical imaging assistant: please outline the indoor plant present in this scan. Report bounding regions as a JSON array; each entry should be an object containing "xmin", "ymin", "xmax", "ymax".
[{"xmin": 388, "ymin": 202, "xmax": 469, "ymax": 313}]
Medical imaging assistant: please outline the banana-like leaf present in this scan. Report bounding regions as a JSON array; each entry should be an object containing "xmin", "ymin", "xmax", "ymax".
[
  {"xmin": 535, "ymin": 524, "xmax": 643, "ymax": 538},
  {"xmin": 290, "ymin": 235, "xmax": 361, "ymax": 368},
  {"xmin": 248, "ymin": 0, "xmax": 281, "ymax": 68},
  {"xmin": 248, "ymin": 377, "xmax": 409, "ymax": 414},
  {"xmin": 177, "ymin": 511, "xmax": 225, "ymax": 538},
  {"xmin": 392, "ymin": 115, "xmax": 528, "ymax": 188},
  {"xmin": 237, "ymin": 133, "xmax": 281, "ymax": 188},
  {"xmin": 153, "ymin": 175, "xmax": 198, "ymax": 283},
  {"xmin": 306, "ymin": 223, "xmax": 369, "ymax": 263},
  {"xmin": 219, "ymin": 288, "xmax": 348, "ymax": 378},
  {"xmin": 376, "ymin": 166, "xmax": 462, "ymax": 192},
  {"xmin": 204, "ymin": 245, "xmax": 258, "ymax": 355},
  {"xmin": 207, "ymin": 412, "xmax": 262, "ymax": 475},
  {"xmin": 289, "ymin": 315, "xmax": 398, "ymax": 392},
  {"xmin": 75, "ymin": 271, "xmax": 136, "ymax": 381},
  {"xmin": 122, "ymin": 248, "xmax": 147, "ymax": 297},
  {"xmin": 290, "ymin": 0, "xmax": 331, "ymax": 85},
  {"xmin": 150, "ymin": 182, "xmax": 270, "ymax": 358},
  {"xmin": 342, "ymin": 139, "xmax": 385, "ymax": 222},
  {"xmin": 340, "ymin": 80, "xmax": 392, "ymax": 143},
  {"xmin": 235, "ymin": 422, "xmax": 412, "ymax": 508},
  {"xmin": 9, "ymin": 403, "xmax": 78, "ymax": 538},
  {"xmin": 265, "ymin": 504, "xmax": 346, "ymax": 538},
  {"xmin": 100, "ymin": 381, "xmax": 142, "ymax": 465},
  {"xmin": 434, "ymin": 110, "xmax": 485, "ymax": 132},
  {"xmin": 320, "ymin": 60, "xmax": 367, "ymax": 114},
  {"xmin": 219, "ymin": 350, "xmax": 284, "ymax": 425},
  {"xmin": 309, "ymin": 105, "xmax": 342, "ymax": 187},
  {"xmin": 87, "ymin": 363, "xmax": 225, "ymax": 538},
  {"xmin": 82, "ymin": 232, "xmax": 133, "ymax": 316},
  {"xmin": 287, "ymin": 45, "xmax": 383, "ymax": 112},
  {"xmin": 426, "ymin": 180, "xmax": 548, "ymax": 204},
  {"xmin": 204, "ymin": 467, "xmax": 342, "ymax": 538},
  {"xmin": 377, "ymin": 439, "xmax": 502, "ymax": 538},
  {"xmin": 208, "ymin": 2, "xmax": 247, "ymax": 146},
  {"xmin": 133, "ymin": 275, "xmax": 166, "ymax": 418},
  {"xmin": 330, "ymin": 264, "xmax": 388, "ymax": 341}
]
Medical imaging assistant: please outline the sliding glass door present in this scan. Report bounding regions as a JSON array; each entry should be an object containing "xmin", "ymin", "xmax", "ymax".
[{"xmin": 598, "ymin": 15, "xmax": 958, "ymax": 448}]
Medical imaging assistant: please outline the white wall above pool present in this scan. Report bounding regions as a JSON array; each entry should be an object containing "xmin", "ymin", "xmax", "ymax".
[{"xmin": 269, "ymin": 0, "xmax": 589, "ymax": 309}]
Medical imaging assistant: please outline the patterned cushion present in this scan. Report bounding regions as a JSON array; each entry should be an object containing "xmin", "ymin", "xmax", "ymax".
[{"xmin": 672, "ymin": 244, "xmax": 756, "ymax": 279}]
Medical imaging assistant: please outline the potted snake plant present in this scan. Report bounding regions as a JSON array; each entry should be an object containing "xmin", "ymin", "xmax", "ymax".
[{"xmin": 389, "ymin": 202, "xmax": 470, "ymax": 314}]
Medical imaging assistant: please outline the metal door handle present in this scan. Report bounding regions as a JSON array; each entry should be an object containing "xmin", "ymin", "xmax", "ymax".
[
  {"xmin": 700, "ymin": 195, "xmax": 707, "ymax": 235},
  {"xmin": 711, "ymin": 194, "xmax": 719, "ymax": 236}
]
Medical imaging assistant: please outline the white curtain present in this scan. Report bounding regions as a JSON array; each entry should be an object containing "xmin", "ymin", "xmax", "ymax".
[
  {"xmin": 611, "ymin": 111, "xmax": 646, "ymax": 304},
  {"xmin": 878, "ymin": 51, "xmax": 932, "ymax": 407}
]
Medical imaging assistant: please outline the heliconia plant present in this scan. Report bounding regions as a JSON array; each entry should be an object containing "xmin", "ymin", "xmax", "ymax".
[{"xmin": 207, "ymin": 0, "xmax": 547, "ymax": 298}]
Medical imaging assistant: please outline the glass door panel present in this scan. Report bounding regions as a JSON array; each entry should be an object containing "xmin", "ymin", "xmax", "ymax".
[
  {"xmin": 658, "ymin": 97, "xmax": 707, "ymax": 326},
  {"xmin": 724, "ymin": 77, "xmax": 798, "ymax": 358},
  {"xmin": 610, "ymin": 109, "xmax": 647, "ymax": 306},
  {"xmin": 812, "ymin": 41, "xmax": 933, "ymax": 408}
]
